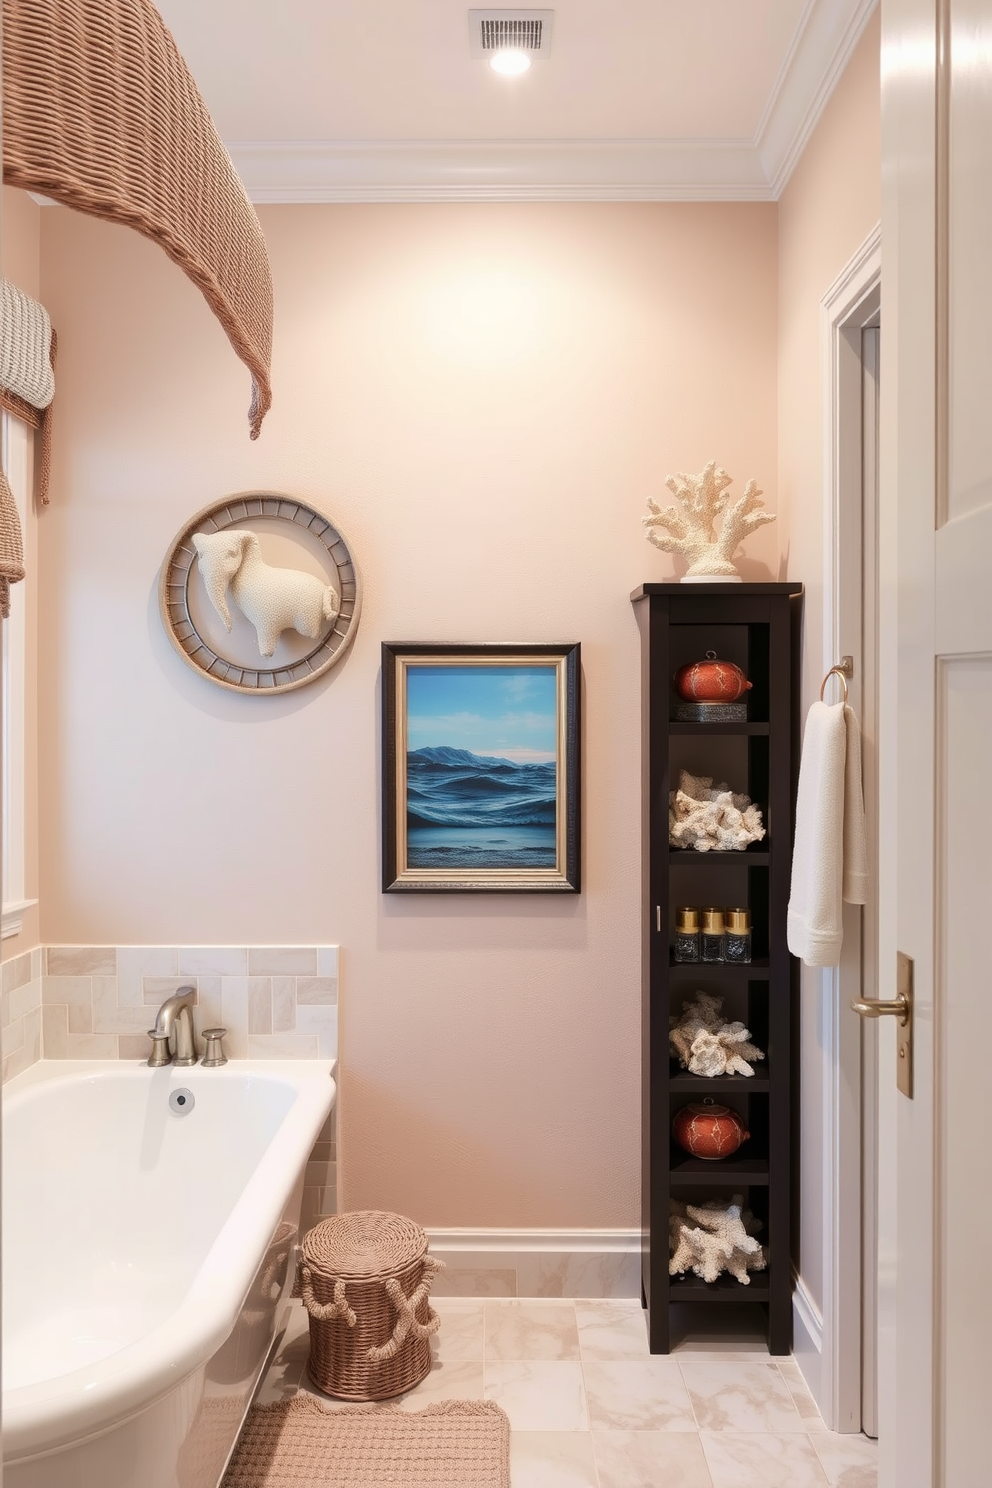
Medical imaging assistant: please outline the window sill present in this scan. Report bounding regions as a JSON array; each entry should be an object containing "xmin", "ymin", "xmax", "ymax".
[{"xmin": 2, "ymin": 899, "xmax": 38, "ymax": 940}]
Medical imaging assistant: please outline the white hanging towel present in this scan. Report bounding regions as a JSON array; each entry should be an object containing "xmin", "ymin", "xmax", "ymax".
[{"xmin": 787, "ymin": 701, "xmax": 868, "ymax": 967}]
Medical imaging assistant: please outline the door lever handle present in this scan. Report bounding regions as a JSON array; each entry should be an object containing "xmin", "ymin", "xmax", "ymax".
[
  {"xmin": 853, "ymin": 952, "xmax": 914, "ymax": 1098},
  {"xmin": 851, "ymin": 994, "xmax": 910, "ymax": 1025}
]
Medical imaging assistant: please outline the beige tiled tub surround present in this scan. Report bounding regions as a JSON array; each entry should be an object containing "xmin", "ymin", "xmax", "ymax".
[
  {"xmin": 255, "ymin": 1297, "xmax": 878, "ymax": 1488},
  {"xmin": 40, "ymin": 944, "xmax": 338, "ymax": 1060},
  {"xmin": 2, "ymin": 946, "xmax": 339, "ymax": 1218},
  {"xmin": 2, "ymin": 948, "xmax": 43, "ymax": 1084}
]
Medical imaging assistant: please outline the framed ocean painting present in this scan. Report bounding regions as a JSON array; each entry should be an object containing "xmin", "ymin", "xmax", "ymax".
[{"xmin": 381, "ymin": 643, "xmax": 580, "ymax": 892}]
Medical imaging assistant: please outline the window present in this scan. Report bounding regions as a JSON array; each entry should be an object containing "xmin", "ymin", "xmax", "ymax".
[{"xmin": 2, "ymin": 412, "xmax": 35, "ymax": 937}]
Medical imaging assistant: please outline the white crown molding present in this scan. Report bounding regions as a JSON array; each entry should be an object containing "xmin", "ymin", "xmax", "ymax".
[
  {"xmin": 757, "ymin": 0, "xmax": 879, "ymax": 197},
  {"xmin": 228, "ymin": 137, "xmax": 774, "ymax": 204},
  {"xmin": 226, "ymin": 1, "xmax": 877, "ymax": 205}
]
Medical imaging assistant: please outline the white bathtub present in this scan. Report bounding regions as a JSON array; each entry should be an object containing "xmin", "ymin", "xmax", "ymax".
[{"xmin": 2, "ymin": 1058, "xmax": 336, "ymax": 1488}]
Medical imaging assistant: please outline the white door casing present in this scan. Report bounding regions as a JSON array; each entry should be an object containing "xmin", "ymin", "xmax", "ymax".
[{"xmin": 818, "ymin": 229, "xmax": 880, "ymax": 1436}]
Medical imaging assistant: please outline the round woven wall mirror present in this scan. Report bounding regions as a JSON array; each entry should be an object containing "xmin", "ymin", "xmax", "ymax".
[{"xmin": 160, "ymin": 492, "xmax": 361, "ymax": 694}]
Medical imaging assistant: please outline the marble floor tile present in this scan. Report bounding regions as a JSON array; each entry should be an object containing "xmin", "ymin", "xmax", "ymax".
[
  {"xmin": 484, "ymin": 1360, "xmax": 589, "ymax": 1431},
  {"xmin": 484, "ymin": 1300, "xmax": 581, "ymax": 1361},
  {"xmin": 584, "ymin": 1359, "xmax": 697, "ymax": 1432},
  {"xmin": 575, "ymin": 1299, "xmax": 650, "ymax": 1361},
  {"xmin": 681, "ymin": 1361, "xmax": 806, "ymax": 1432},
  {"xmin": 296, "ymin": 1357, "xmax": 484, "ymax": 1413},
  {"xmin": 430, "ymin": 1299, "xmax": 485, "ymax": 1361},
  {"xmin": 775, "ymin": 1356, "xmax": 827, "ymax": 1429},
  {"xmin": 254, "ymin": 1355, "xmax": 305, "ymax": 1406},
  {"xmin": 509, "ymin": 1431, "xmax": 600, "ymax": 1488},
  {"xmin": 396, "ymin": 1358, "xmax": 486, "ymax": 1411},
  {"xmin": 594, "ymin": 1430, "xmax": 716, "ymax": 1488},
  {"xmin": 810, "ymin": 1433, "xmax": 879, "ymax": 1487},
  {"xmin": 273, "ymin": 1302, "xmax": 311, "ymax": 1365},
  {"xmin": 700, "ymin": 1431, "xmax": 830, "ymax": 1487}
]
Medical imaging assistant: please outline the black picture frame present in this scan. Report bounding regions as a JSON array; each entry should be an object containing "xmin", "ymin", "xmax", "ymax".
[{"xmin": 382, "ymin": 643, "xmax": 581, "ymax": 892}]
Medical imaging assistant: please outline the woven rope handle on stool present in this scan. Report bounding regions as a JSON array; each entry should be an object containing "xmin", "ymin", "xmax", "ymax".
[
  {"xmin": 367, "ymin": 1254, "xmax": 445, "ymax": 1363},
  {"xmin": 299, "ymin": 1267, "xmax": 357, "ymax": 1327}
]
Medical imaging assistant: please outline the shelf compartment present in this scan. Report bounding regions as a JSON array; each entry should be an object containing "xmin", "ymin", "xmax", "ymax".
[
  {"xmin": 669, "ymin": 1069, "xmax": 770, "ymax": 1093},
  {"xmin": 668, "ymin": 1273, "xmax": 770, "ymax": 1302},
  {"xmin": 668, "ymin": 956, "xmax": 770, "ymax": 976},
  {"xmin": 669, "ymin": 722, "xmax": 770, "ymax": 736},
  {"xmin": 669, "ymin": 849, "xmax": 770, "ymax": 865},
  {"xmin": 668, "ymin": 1155, "xmax": 769, "ymax": 1184}
]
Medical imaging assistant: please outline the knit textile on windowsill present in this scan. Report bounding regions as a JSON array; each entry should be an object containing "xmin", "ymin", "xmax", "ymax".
[{"xmin": 0, "ymin": 280, "xmax": 58, "ymax": 506}]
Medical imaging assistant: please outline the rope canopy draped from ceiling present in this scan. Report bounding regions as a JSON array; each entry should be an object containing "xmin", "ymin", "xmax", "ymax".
[{"xmin": 1, "ymin": 0, "xmax": 274, "ymax": 439}]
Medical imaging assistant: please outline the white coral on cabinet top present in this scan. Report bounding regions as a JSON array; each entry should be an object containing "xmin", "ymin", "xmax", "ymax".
[{"xmin": 643, "ymin": 460, "xmax": 775, "ymax": 579}]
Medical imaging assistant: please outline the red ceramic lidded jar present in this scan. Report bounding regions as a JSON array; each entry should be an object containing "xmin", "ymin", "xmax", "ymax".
[
  {"xmin": 672, "ymin": 1100, "xmax": 750, "ymax": 1161},
  {"xmin": 673, "ymin": 651, "xmax": 752, "ymax": 703}
]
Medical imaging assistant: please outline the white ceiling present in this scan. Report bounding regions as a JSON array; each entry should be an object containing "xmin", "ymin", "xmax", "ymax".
[{"xmin": 153, "ymin": 0, "xmax": 877, "ymax": 201}]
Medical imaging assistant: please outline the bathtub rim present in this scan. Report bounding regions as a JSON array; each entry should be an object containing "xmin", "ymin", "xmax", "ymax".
[{"xmin": 1, "ymin": 1058, "xmax": 336, "ymax": 1463}]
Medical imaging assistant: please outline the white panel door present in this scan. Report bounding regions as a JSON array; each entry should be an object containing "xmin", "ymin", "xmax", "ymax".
[
  {"xmin": 935, "ymin": 0, "xmax": 992, "ymax": 1480},
  {"xmin": 880, "ymin": 1, "xmax": 992, "ymax": 1483}
]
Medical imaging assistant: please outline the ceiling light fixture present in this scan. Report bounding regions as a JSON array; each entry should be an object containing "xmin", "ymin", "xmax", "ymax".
[
  {"xmin": 469, "ymin": 10, "xmax": 554, "ymax": 76},
  {"xmin": 489, "ymin": 47, "xmax": 532, "ymax": 76}
]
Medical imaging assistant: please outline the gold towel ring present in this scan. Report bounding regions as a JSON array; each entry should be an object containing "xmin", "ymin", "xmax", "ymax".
[{"xmin": 820, "ymin": 661, "xmax": 852, "ymax": 703}]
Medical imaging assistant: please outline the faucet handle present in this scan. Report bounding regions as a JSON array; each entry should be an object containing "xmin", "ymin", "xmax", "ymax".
[
  {"xmin": 200, "ymin": 1028, "xmax": 229, "ymax": 1067},
  {"xmin": 146, "ymin": 1030, "xmax": 172, "ymax": 1068}
]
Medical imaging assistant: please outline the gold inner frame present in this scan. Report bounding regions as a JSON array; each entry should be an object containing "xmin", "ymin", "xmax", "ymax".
[{"xmin": 394, "ymin": 654, "xmax": 570, "ymax": 885}]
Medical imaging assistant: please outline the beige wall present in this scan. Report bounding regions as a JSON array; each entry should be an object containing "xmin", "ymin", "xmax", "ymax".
[
  {"xmin": 779, "ymin": 10, "xmax": 881, "ymax": 1311},
  {"xmin": 38, "ymin": 201, "xmax": 779, "ymax": 1226},
  {"xmin": 2, "ymin": 186, "xmax": 43, "ymax": 959}
]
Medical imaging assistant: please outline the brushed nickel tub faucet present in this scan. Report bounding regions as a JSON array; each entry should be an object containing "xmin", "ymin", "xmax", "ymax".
[{"xmin": 147, "ymin": 986, "xmax": 198, "ymax": 1067}]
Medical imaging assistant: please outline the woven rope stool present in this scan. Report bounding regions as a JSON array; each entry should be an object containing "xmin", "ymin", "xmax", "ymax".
[{"xmin": 298, "ymin": 1210, "xmax": 443, "ymax": 1401}]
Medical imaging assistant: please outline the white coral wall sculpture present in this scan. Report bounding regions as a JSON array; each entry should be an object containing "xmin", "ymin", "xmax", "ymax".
[
  {"xmin": 643, "ymin": 460, "xmax": 775, "ymax": 578},
  {"xmin": 192, "ymin": 529, "xmax": 340, "ymax": 658}
]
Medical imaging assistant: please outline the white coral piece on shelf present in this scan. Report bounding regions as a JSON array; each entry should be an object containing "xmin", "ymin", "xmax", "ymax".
[
  {"xmin": 668, "ymin": 770, "xmax": 765, "ymax": 852},
  {"xmin": 669, "ymin": 994, "xmax": 765, "ymax": 1077},
  {"xmin": 643, "ymin": 460, "xmax": 776, "ymax": 579},
  {"xmin": 668, "ymin": 991, "xmax": 723, "ymax": 1068},
  {"xmin": 669, "ymin": 1196, "xmax": 767, "ymax": 1286}
]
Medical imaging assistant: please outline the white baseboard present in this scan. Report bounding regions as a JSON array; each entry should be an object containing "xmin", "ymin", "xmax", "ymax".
[
  {"xmin": 792, "ymin": 1270, "xmax": 824, "ymax": 1406},
  {"xmin": 425, "ymin": 1227, "xmax": 642, "ymax": 1299}
]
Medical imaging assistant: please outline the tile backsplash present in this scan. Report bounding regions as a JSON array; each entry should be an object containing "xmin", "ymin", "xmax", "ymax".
[
  {"xmin": 1, "ymin": 947, "xmax": 43, "ymax": 1086},
  {"xmin": 2, "ymin": 944, "xmax": 339, "ymax": 1223},
  {"xmin": 40, "ymin": 944, "xmax": 338, "ymax": 1062}
]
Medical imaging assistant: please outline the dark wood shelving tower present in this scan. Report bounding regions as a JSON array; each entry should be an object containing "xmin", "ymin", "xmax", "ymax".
[{"xmin": 631, "ymin": 582, "xmax": 802, "ymax": 1355}]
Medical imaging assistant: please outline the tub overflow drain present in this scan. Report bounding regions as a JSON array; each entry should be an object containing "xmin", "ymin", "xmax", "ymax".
[{"xmin": 169, "ymin": 1088, "xmax": 195, "ymax": 1116}]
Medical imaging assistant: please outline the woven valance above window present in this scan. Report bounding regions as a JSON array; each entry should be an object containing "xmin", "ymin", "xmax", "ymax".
[{"xmin": 1, "ymin": 0, "xmax": 273, "ymax": 439}]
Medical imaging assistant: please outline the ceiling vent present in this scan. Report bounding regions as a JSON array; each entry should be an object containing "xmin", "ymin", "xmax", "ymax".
[{"xmin": 468, "ymin": 10, "xmax": 554, "ymax": 60}]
